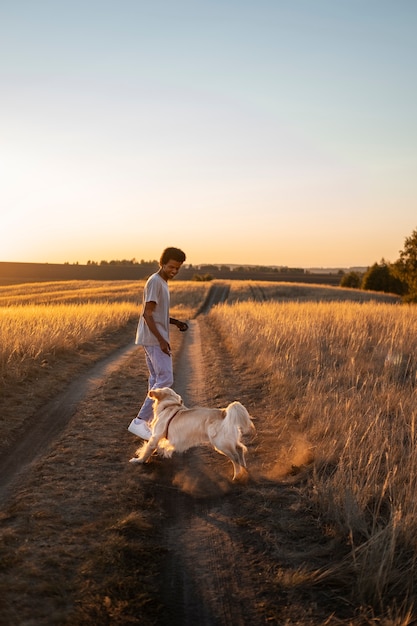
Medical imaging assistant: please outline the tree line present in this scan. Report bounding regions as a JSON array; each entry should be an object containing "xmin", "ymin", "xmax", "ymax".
[
  {"xmin": 85, "ymin": 259, "xmax": 158, "ymax": 266},
  {"xmin": 84, "ymin": 259, "xmax": 305, "ymax": 274},
  {"xmin": 341, "ymin": 227, "xmax": 417, "ymax": 301}
]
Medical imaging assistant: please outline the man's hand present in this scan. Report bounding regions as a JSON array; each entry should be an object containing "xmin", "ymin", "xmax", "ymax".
[{"xmin": 159, "ymin": 339, "xmax": 172, "ymax": 355}]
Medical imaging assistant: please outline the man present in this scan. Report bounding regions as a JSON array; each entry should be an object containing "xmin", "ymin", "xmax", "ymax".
[{"xmin": 128, "ymin": 247, "xmax": 188, "ymax": 440}]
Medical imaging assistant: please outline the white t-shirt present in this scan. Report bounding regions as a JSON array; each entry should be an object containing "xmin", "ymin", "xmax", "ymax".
[{"xmin": 135, "ymin": 272, "xmax": 170, "ymax": 346}]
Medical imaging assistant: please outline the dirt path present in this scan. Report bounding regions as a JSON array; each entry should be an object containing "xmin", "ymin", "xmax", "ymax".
[{"xmin": 155, "ymin": 318, "xmax": 263, "ymax": 625}]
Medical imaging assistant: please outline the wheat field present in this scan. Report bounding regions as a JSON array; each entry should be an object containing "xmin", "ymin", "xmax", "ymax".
[{"xmin": 0, "ymin": 280, "xmax": 210, "ymax": 381}]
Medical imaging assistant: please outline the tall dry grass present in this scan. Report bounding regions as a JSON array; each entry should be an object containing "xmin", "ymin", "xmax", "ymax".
[
  {"xmin": 0, "ymin": 280, "xmax": 210, "ymax": 379},
  {"xmin": 0, "ymin": 279, "xmax": 211, "ymax": 308},
  {"xmin": 0, "ymin": 280, "xmax": 141, "ymax": 306},
  {"xmin": 0, "ymin": 302, "xmax": 138, "ymax": 381},
  {"xmin": 227, "ymin": 279, "xmax": 400, "ymax": 304},
  {"xmin": 208, "ymin": 299, "xmax": 417, "ymax": 611}
]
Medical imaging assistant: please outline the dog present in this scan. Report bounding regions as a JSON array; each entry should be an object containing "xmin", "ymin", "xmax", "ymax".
[{"xmin": 129, "ymin": 387, "xmax": 255, "ymax": 480}]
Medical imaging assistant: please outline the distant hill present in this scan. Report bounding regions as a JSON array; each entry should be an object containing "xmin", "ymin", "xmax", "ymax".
[
  {"xmin": 0, "ymin": 261, "xmax": 345, "ymax": 286},
  {"xmin": 0, "ymin": 261, "xmax": 158, "ymax": 285}
]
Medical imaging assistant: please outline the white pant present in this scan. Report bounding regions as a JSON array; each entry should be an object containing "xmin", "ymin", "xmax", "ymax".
[{"xmin": 137, "ymin": 345, "xmax": 174, "ymax": 422}]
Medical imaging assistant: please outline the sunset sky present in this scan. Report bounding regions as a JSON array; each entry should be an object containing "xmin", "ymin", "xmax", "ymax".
[{"xmin": 1, "ymin": 0, "xmax": 416, "ymax": 268}]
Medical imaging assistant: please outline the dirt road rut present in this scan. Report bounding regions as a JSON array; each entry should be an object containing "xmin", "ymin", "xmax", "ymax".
[{"xmin": 156, "ymin": 318, "xmax": 263, "ymax": 625}]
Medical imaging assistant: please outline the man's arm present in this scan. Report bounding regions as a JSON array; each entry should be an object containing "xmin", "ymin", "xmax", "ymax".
[
  {"xmin": 169, "ymin": 317, "xmax": 189, "ymax": 332},
  {"xmin": 143, "ymin": 301, "xmax": 171, "ymax": 354}
]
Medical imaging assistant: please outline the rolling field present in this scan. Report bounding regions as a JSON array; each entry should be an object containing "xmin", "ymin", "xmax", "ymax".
[{"xmin": 1, "ymin": 279, "xmax": 415, "ymax": 624}]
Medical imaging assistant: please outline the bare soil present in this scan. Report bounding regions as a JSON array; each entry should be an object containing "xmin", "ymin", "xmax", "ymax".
[{"xmin": 0, "ymin": 289, "xmax": 367, "ymax": 625}]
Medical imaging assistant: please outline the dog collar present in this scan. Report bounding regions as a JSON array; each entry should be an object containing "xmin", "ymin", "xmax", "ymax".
[{"xmin": 164, "ymin": 407, "xmax": 183, "ymax": 440}]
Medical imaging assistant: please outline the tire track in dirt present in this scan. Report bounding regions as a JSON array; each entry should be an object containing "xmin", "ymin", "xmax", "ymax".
[
  {"xmin": 0, "ymin": 342, "xmax": 138, "ymax": 503},
  {"xmin": 196, "ymin": 282, "xmax": 230, "ymax": 315},
  {"xmin": 156, "ymin": 284, "xmax": 265, "ymax": 626}
]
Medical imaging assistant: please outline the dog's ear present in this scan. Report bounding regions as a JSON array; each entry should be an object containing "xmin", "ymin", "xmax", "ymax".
[
  {"xmin": 165, "ymin": 388, "xmax": 183, "ymax": 404},
  {"xmin": 149, "ymin": 389, "xmax": 157, "ymax": 399}
]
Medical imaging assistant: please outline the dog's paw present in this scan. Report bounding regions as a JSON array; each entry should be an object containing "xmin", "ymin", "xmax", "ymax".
[
  {"xmin": 129, "ymin": 457, "xmax": 144, "ymax": 464},
  {"xmin": 232, "ymin": 467, "xmax": 249, "ymax": 483}
]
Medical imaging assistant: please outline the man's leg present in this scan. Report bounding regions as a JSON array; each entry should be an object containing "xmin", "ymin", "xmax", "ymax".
[
  {"xmin": 129, "ymin": 345, "xmax": 174, "ymax": 439},
  {"xmin": 137, "ymin": 345, "xmax": 173, "ymax": 422}
]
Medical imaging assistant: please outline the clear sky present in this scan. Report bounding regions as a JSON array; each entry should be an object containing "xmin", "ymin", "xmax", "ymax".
[{"xmin": 1, "ymin": 0, "xmax": 416, "ymax": 268}]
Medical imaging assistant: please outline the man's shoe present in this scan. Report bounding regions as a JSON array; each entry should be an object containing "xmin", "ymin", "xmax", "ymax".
[{"xmin": 128, "ymin": 419, "xmax": 151, "ymax": 440}]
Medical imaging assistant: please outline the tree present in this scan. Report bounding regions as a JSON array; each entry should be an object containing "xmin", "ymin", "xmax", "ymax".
[
  {"xmin": 392, "ymin": 228, "xmax": 417, "ymax": 301},
  {"xmin": 361, "ymin": 259, "xmax": 405, "ymax": 295},
  {"xmin": 340, "ymin": 271, "xmax": 362, "ymax": 289},
  {"xmin": 192, "ymin": 273, "xmax": 213, "ymax": 282}
]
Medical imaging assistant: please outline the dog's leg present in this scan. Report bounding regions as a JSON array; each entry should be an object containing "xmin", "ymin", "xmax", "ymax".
[
  {"xmin": 213, "ymin": 442, "xmax": 246, "ymax": 480},
  {"xmin": 230, "ymin": 455, "xmax": 247, "ymax": 480},
  {"xmin": 130, "ymin": 434, "xmax": 161, "ymax": 464},
  {"xmin": 230, "ymin": 459, "xmax": 245, "ymax": 480},
  {"xmin": 236, "ymin": 442, "xmax": 248, "ymax": 469}
]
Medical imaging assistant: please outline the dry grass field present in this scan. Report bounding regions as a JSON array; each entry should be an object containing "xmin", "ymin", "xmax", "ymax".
[
  {"xmin": 1, "ymin": 278, "xmax": 416, "ymax": 625},
  {"xmin": 208, "ymin": 296, "xmax": 417, "ymax": 614}
]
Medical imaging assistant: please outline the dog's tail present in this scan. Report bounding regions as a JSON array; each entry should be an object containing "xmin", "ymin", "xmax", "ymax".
[{"xmin": 224, "ymin": 401, "xmax": 255, "ymax": 436}]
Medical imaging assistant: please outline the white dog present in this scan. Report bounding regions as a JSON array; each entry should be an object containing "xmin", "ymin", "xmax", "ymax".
[{"xmin": 129, "ymin": 387, "xmax": 255, "ymax": 480}]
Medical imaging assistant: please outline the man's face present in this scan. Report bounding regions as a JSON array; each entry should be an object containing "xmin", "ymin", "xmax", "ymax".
[{"xmin": 160, "ymin": 259, "xmax": 183, "ymax": 280}]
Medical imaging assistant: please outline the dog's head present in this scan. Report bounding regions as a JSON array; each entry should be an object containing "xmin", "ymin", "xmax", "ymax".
[{"xmin": 149, "ymin": 387, "xmax": 183, "ymax": 405}]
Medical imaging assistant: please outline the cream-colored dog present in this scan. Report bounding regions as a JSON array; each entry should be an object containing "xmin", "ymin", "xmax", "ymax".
[{"xmin": 129, "ymin": 387, "xmax": 255, "ymax": 480}]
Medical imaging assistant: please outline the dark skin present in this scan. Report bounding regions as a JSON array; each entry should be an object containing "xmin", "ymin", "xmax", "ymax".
[{"xmin": 142, "ymin": 259, "xmax": 188, "ymax": 355}]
